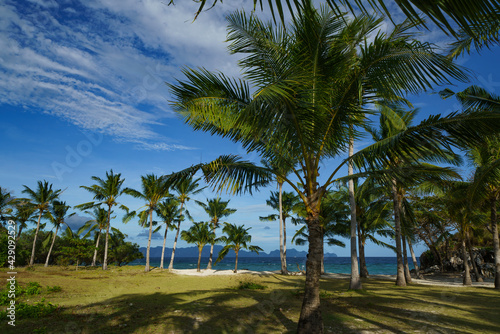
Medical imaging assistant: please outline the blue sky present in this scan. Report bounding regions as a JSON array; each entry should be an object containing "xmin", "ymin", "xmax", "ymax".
[{"xmin": 1, "ymin": 0, "xmax": 499, "ymax": 257}]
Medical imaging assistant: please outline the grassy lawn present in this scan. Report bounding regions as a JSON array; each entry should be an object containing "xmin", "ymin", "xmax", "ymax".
[{"xmin": 1, "ymin": 265, "xmax": 499, "ymax": 333}]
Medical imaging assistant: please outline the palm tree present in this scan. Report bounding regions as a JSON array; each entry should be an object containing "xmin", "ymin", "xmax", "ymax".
[
  {"xmin": 260, "ymin": 190, "xmax": 300, "ymax": 274},
  {"xmin": 156, "ymin": 198, "xmax": 183, "ymax": 270},
  {"xmin": 216, "ymin": 223, "xmax": 263, "ymax": 273},
  {"xmin": 442, "ymin": 85, "xmax": 500, "ymax": 288},
  {"xmin": 22, "ymin": 181, "xmax": 61, "ymax": 266},
  {"xmin": 13, "ymin": 200, "xmax": 36, "ymax": 241},
  {"xmin": 196, "ymin": 197, "xmax": 236, "ymax": 269},
  {"xmin": 181, "ymin": 221, "xmax": 215, "ymax": 272},
  {"xmin": 168, "ymin": 176, "xmax": 204, "ymax": 270},
  {"xmin": 76, "ymin": 170, "xmax": 127, "ymax": 270},
  {"xmin": 124, "ymin": 174, "xmax": 171, "ymax": 272},
  {"xmin": 77, "ymin": 207, "xmax": 110, "ymax": 267},
  {"xmin": 168, "ymin": 3, "xmax": 500, "ymax": 332},
  {"xmin": 0, "ymin": 186, "xmax": 14, "ymax": 226},
  {"xmin": 44, "ymin": 200, "xmax": 75, "ymax": 267}
]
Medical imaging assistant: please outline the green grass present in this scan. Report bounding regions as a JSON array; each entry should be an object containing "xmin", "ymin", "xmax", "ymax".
[{"xmin": 1, "ymin": 265, "xmax": 499, "ymax": 333}]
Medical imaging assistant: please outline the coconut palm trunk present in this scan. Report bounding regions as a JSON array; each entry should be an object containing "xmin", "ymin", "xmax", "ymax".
[
  {"xmin": 44, "ymin": 225, "xmax": 59, "ymax": 267},
  {"xmin": 168, "ymin": 201, "xmax": 185, "ymax": 270},
  {"xmin": 408, "ymin": 239, "xmax": 422, "ymax": 279},
  {"xmin": 297, "ymin": 210, "xmax": 323, "ymax": 334},
  {"xmin": 358, "ymin": 226, "xmax": 369, "ymax": 278},
  {"xmin": 392, "ymin": 179, "xmax": 406, "ymax": 286},
  {"xmin": 145, "ymin": 209, "xmax": 153, "ymax": 272},
  {"xmin": 467, "ymin": 231, "xmax": 483, "ymax": 282},
  {"xmin": 348, "ymin": 136, "xmax": 362, "ymax": 290},
  {"xmin": 197, "ymin": 246, "xmax": 203, "ymax": 272},
  {"xmin": 29, "ymin": 211, "xmax": 43, "ymax": 266},
  {"xmin": 402, "ymin": 236, "xmax": 412, "ymax": 284},
  {"xmin": 92, "ymin": 231, "xmax": 101, "ymax": 267},
  {"xmin": 462, "ymin": 237, "xmax": 472, "ymax": 285},
  {"xmin": 102, "ymin": 206, "xmax": 112, "ymax": 270},
  {"xmin": 207, "ymin": 224, "xmax": 215, "ymax": 270},
  {"xmin": 234, "ymin": 249, "xmax": 239, "ymax": 273},
  {"xmin": 160, "ymin": 226, "xmax": 168, "ymax": 270},
  {"xmin": 278, "ymin": 182, "xmax": 288, "ymax": 274},
  {"xmin": 490, "ymin": 196, "xmax": 500, "ymax": 289}
]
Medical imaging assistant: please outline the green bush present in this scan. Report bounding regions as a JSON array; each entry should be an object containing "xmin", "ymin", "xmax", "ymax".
[
  {"xmin": 25, "ymin": 282, "xmax": 42, "ymax": 295},
  {"xmin": 0, "ymin": 299, "xmax": 58, "ymax": 320},
  {"xmin": 46, "ymin": 285, "xmax": 62, "ymax": 293},
  {"xmin": 238, "ymin": 281, "xmax": 267, "ymax": 290}
]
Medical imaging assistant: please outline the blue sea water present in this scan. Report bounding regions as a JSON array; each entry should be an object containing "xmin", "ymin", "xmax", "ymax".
[{"xmin": 130, "ymin": 256, "xmax": 418, "ymax": 275}]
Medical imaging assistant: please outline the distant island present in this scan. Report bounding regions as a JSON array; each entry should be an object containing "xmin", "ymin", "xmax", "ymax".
[{"xmin": 140, "ymin": 245, "xmax": 337, "ymax": 258}]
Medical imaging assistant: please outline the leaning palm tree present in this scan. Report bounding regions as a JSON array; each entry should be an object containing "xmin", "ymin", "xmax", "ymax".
[
  {"xmin": 168, "ymin": 176, "xmax": 204, "ymax": 270},
  {"xmin": 216, "ymin": 223, "xmax": 263, "ymax": 273},
  {"xmin": 260, "ymin": 190, "xmax": 300, "ymax": 274},
  {"xmin": 168, "ymin": 3, "xmax": 500, "ymax": 332},
  {"xmin": 181, "ymin": 221, "xmax": 215, "ymax": 272},
  {"xmin": 76, "ymin": 170, "xmax": 127, "ymax": 270},
  {"xmin": 44, "ymin": 201, "xmax": 75, "ymax": 267},
  {"xmin": 124, "ymin": 174, "xmax": 171, "ymax": 272},
  {"xmin": 14, "ymin": 200, "xmax": 36, "ymax": 241},
  {"xmin": 77, "ymin": 207, "xmax": 111, "ymax": 267},
  {"xmin": 156, "ymin": 198, "xmax": 183, "ymax": 270},
  {"xmin": 196, "ymin": 197, "xmax": 237, "ymax": 269},
  {"xmin": 0, "ymin": 187, "xmax": 14, "ymax": 226},
  {"xmin": 22, "ymin": 181, "xmax": 61, "ymax": 266}
]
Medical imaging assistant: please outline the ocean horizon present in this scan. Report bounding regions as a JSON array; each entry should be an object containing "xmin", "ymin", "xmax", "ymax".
[{"xmin": 129, "ymin": 256, "xmax": 418, "ymax": 275}]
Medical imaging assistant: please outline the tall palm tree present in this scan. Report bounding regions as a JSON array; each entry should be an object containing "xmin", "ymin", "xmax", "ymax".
[
  {"xmin": 260, "ymin": 190, "xmax": 300, "ymax": 274},
  {"xmin": 181, "ymin": 221, "xmax": 215, "ymax": 272},
  {"xmin": 22, "ymin": 181, "xmax": 61, "ymax": 266},
  {"xmin": 168, "ymin": 176, "xmax": 204, "ymax": 270},
  {"xmin": 196, "ymin": 197, "xmax": 236, "ymax": 269},
  {"xmin": 77, "ymin": 207, "xmax": 111, "ymax": 267},
  {"xmin": 168, "ymin": 3, "xmax": 500, "ymax": 332},
  {"xmin": 44, "ymin": 200, "xmax": 75, "ymax": 267},
  {"xmin": 76, "ymin": 170, "xmax": 127, "ymax": 270},
  {"xmin": 216, "ymin": 223, "xmax": 263, "ymax": 273},
  {"xmin": 156, "ymin": 198, "xmax": 183, "ymax": 270},
  {"xmin": 124, "ymin": 174, "xmax": 171, "ymax": 272}
]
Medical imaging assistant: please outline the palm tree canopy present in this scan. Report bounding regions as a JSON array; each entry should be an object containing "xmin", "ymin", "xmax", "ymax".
[
  {"xmin": 216, "ymin": 223, "xmax": 263, "ymax": 262},
  {"xmin": 181, "ymin": 221, "xmax": 215, "ymax": 248},
  {"xmin": 22, "ymin": 181, "xmax": 61, "ymax": 212},
  {"xmin": 77, "ymin": 207, "xmax": 110, "ymax": 238},
  {"xmin": 181, "ymin": 0, "xmax": 500, "ymax": 43},
  {"xmin": 76, "ymin": 170, "xmax": 127, "ymax": 211},
  {"xmin": 124, "ymin": 174, "xmax": 171, "ymax": 210},
  {"xmin": 196, "ymin": 197, "xmax": 237, "ymax": 226},
  {"xmin": 260, "ymin": 190, "xmax": 301, "ymax": 222}
]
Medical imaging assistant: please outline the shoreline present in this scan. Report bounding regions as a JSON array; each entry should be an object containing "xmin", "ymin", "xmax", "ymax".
[{"xmin": 169, "ymin": 268, "xmax": 496, "ymax": 288}]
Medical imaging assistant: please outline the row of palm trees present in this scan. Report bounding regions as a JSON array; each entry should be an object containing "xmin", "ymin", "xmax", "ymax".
[{"xmin": 166, "ymin": 1, "xmax": 500, "ymax": 332}]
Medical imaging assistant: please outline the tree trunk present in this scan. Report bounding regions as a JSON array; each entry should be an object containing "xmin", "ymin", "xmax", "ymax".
[
  {"xmin": 392, "ymin": 180, "xmax": 406, "ymax": 286},
  {"xmin": 16, "ymin": 225, "xmax": 24, "ymax": 242},
  {"xmin": 169, "ymin": 202, "xmax": 185, "ymax": 270},
  {"xmin": 44, "ymin": 225, "xmax": 59, "ymax": 267},
  {"xmin": 145, "ymin": 209, "xmax": 153, "ymax": 272},
  {"xmin": 160, "ymin": 224, "xmax": 168, "ymax": 270},
  {"xmin": 234, "ymin": 249, "xmax": 239, "ymax": 273},
  {"xmin": 402, "ymin": 236, "xmax": 412, "ymax": 284},
  {"xmin": 102, "ymin": 206, "xmax": 112, "ymax": 270},
  {"xmin": 466, "ymin": 231, "xmax": 483, "ymax": 282},
  {"xmin": 284, "ymin": 215, "xmax": 288, "ymax": 273},
  {"xmin": 278, "ymin": 182, "xmax": 288, "ymax": 275},
  {"xmin": 197, "ymin": 247, "xmax": 202, "ymax": 272},
  {"xmin": 207, "ymin": 221, "xmax": 216, "ymax": 270},
  {"xmin": 491, "ymin": 196, "xmax": 500, "ymax": 289},
  {"xmin": 348, "ymin": 137, "xmax": 361, "ymax": 290},
  {"xmin": 320, "ymin": 230, "xmax": 325, "ymax": 274},
  {"xmin": 92, "ymin": 231, "xmax": 101, "ymax": 267},
  {"xmin": 408, "ymin": 239, "xmax": 422, "ymax": 279},
  {"xmin": 462, "ymin": 238, "xmax": 472, "ymax": 286},
  {"xmin": 297, "ymin": 211, "xmax": 324, "ymax": 334},
  {"xmin": 30, "ymin": 210, "xmax": 43, "ymax": 266},
  {"xmin": 358, "ymin": 225, "xmax": 369, "ymax": 278}
]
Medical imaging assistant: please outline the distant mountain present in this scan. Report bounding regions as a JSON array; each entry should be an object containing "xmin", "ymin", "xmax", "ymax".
[{"xmin": 139, "ymin": 245, "xmax": 337, "ymax": 258}]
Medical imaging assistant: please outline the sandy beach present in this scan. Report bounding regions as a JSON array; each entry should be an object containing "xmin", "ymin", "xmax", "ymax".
[{"xmin": 169, "ymin": 268, "xmax": 496, "ymax": 288}]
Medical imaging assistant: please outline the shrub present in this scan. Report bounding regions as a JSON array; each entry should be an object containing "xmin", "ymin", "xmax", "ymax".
[
  {"xmin": 46, "ymin": 285, "xmax": 62, "ymax": 293},
  {"xmin": 0, "ymin": 299, "xmax": 58, "ymax": 320},
  {"xmin": 25, "ymin": 282, "xmax": 42, "ymax": 295},
  {"xmin": 238, "ymin": 281, "xmax": 266, "ymax": 290}
]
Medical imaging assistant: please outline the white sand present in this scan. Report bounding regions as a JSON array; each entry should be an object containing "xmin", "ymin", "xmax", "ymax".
[{"xmin": 169, "ymin": 269, "xmax": 496, "ymax": 288}]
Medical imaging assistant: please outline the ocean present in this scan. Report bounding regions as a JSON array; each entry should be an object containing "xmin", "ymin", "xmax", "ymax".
[{"xmin": 129, "ymin": 256, "xmax": 418, "ymax": 275}]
